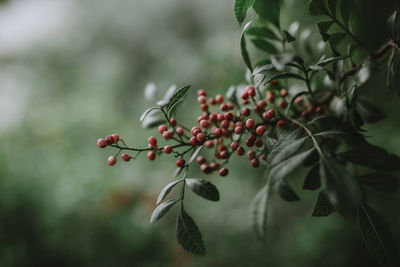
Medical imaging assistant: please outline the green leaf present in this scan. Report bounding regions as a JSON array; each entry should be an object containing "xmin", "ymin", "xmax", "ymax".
[
  {"xmin": 189, "ymin": 146, "xmax": 203, "ymax": 164},
  {"xmin": 269, "ymin": 136, "xmax": 310, "ymax": 167},
  {"xmin": 156, "ymin": 179, "xmax": 183, "ymax": 205},
  {"xmin": 270, "ymin": 53, "xmax": 294, "ymax": 71},
  {"xmin": 185, "ymin": 178, "xmax": 220, "ymax": 201},
  {"xmin": 141, "ymin": 115, "xmax": 165, "ymax": 129},
  {"xmin": 309, "ymin": 0, "xmax": 329, "ymax": 16},
  {"xmin": 140, "ymin": 107, "xmax": 159, "ymax": 122},
  {"xmin": 317, "ymin": 21, "xmax": 334, "ymax": 41},
  {"xmin": 176, "ymin": 206, "xmax": 207, "ymax": 255},
  {"xmin": 270, "ymin": 148, "xmax": 316, "ymax": 184},
  {"xmin": 355, "ymin": 173, "xmax": 398, "ymax": 193},
  {"xmin": 283, "ymin": 30, "xmax": 296, "ymax": 42},
  {"xmin": 166, "ymin": 85, "xmax": 191, "ymax": 118},
  {"xmin": 357, "ymin": 97, "xmax": 385, "ymax": 124},
  {"xmin": 319, "ymin": 157, "xmax": 362, "ymax": 217},
  {"xmin": 327, "ymin": 0, "xmax": 337, "ymax": 16},
  {"xmin": 303, "ymin": 164, "xmax": 321, "ymax": 190},
  {"xmin": 317, "ymin": 55, "xmax": 350, "ymax": 66},
  {"xmin": 358, "ymin": 203, "xmax": 397, "ymax": 266},
  {"xmin": 251, "ymin": 38, "xmax": 278, "ymax": 54},
  {"xmin": 250, "ymin": 185, "xmax": 269, "ymax": 241},
  {"xmin": 387, "ymin": 11, "xmax": 400, "ymax": 45},
  {"xmin": 387, "ymin": 49, "xmax": 400, "ymax": 94},
  {"xmin": 340, "ymin": 0, "xmax": 351, "ymax": 26},
  {"xmin": 173, "ymin": 167, "xmax": 184, "ymax": 178},
  {"xmin": 252, "ymin": 63, "xmax": 274, "ymax": 75},
  {"xmin": 240, "ymin": 21, "xmax": 254, "ymax": 72},
  {"xmin": 234, "ymin": 0, "xmax": 255, "ymax": 25},
  {"xmin": 150, "ymin": 199, "xmax": 180, "ymax": 223},
  {"xmin": 328, "ymin": 33, "xmax": 346, "ymax": 50},
  {"xmin": 276, "ymin": 179, "xmax": 300, "ymax": 201},
  {"xmin": 312, "ymin": 191, "xmax": 336, "ymax": 216},
  {"xmin": 246, "ymin": 26, "xmax": 279, "ymax": 40},
  {"xmin": 261, "ymin": 73, "xmax": 306, "ymax": 86},
  {"xmin": 252, "ymin": 0, "xmax": 281, "ymax": 27}
]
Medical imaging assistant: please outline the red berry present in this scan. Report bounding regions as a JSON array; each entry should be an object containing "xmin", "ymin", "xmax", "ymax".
[
  {"xmin": 258, "ymin": 100, "xmax": 267, "ymax": 109},
  {"xmin": 213, "ymin": 128, "xmax": 222, "ymax": 137},
  {"xmin": 294, "ymin": 96, "xmax": 304, "ymax": 105},
  {"xmin": 235, "ymin": 121, "xmax": 244, "ymax": 127},
  {"xmin": 205, "ymin": 140, "xmax": 214, "ymax": 148},
  {"xmin": 253, "ymin": 105, "xmax": 262, "ymax": 113},
  {"xmin": 242, "ymin": 108, "xmax": 251, "ymax": 116},
  {"xmin": 191, "ymin": 126, "xmax": 201, "ymax": 136},
  {"xmin": 251, "ymin": 158, "xmax": 260, "ymax": 168},
  {"xmin": 255, "ymin": 139, "xmax": 263, "ymax": 147},
  {"xmin": 261, "ymin": 154, "xmax": 267, "ymax": 161},
  {"xmin": 280, "ymin": 88, "xmax": 288, "ymax": 97},
  {"xmin": 112, "ymin": 134, "xmax": 119, "ymax": 143},
  {"xmin": 197, "ymin": 156, "xmax": 206, "ymax": 164},
  {"xmin": 215, "ymin": 94, "xmax": 224, "ymax": 104},
  {"xmin": 237, "ymin": 146, "xmax": 245, "ymax": 156},
  {"xmin": 176, "ymin": 158, "xmax": 185, "ymax": 168},
  {"xmin": 200, "ymin": 104, "xmax": 209, "ymax": 111},
  {"xmin": 201, "ymin": 163, "xmax": 212, "ymax": 174},
  {"xmin": 209, "ymin": 113, "xmax": 218, "ymax": 123},
  {"xmin": 241, "ymin": 91, "xmax": 249, "ymax": 100},
  {"xmin": 190, "ymin": 136, "xmax": 198, "ymax": 146},
  {"xmin": 277, "ymin": 120, "xmax": 287, "ymax": 128},
  {"xmin": 164, "ymin": 145, "xmax": 173, "ymax": 154},
  {"xmin": 170, "ymin": 118, "xmax": 177, "ymax": 126},
  {"xmin": 209, "ymin": 162, "xmax": 220, "ymax": 171},
  {"xmin": 222, "ymin": 128, "xmax": 231, "ymax": 137},
  {"xmin": 219, "ymin": 150, "xmax": 228, "ymax": 159},
  {"xmin": 221, "ymin": 120, "xmax": 229, "ymax": 129},
  {"xmin": 97, "ymin": 138, "xmax": 107, "ymax": 148},
  {"xmin": 219, "ymin": 168, "xmax": 229, "ymax": 177},
  {"xmin": 227, "ymin": 102, "xmax": 235, "ymax": 110},
  {"xmin": 266, "ymin": 91, "xmax": 275, "ymax": 103},
  {"xmin": 162, "ymin": 131, "xmax": 172, "ymax": 139},
  {"xmin": 197, "ymin": 89, "xmax": 206, "ymax": 96},
  {"xmin": 220, "ymin": 103, "xmax": 229, "ymax": 111},
  {"xmin": 122, "ymin": 153, "xmax": 131, "ymax": 162},
  {"xmin": 224, "ymin": 112, "xmax": 233, "ymax": 121},
  {"xmin": 148, "ymin": 136, "xmax": 157, "ymax": 147},
  {"xmin": 247, "ymin": 150, "xmax": 256, "ymax": 159},
  {"xmin": 197, "ymin": 95, "xmax": 207, "ymax": 104},
  {"xmin": 106, "ymin": 135, "xmax": 115, "ymax": 145},
  {"xmin": 256, "ymin": 125, "xmax": 266, "ymax": 136},
  {"xmin": 147, "ymin": 151, "xmax": 156, "ymax": 161},
  {"xmin": 242, "ymin": 99, "xmax": 250, "ymax": 105},
  {"xmin": 200, "ymin": 119, "xmax": 209, "ymax": 128},
  {"xmin": 196, "ymin": 133, "xmax": 206, "ymax": 144},
  {"xmin": 209, "ymin": 97, "xmax": 217, "ymax": 105},
  {"xmin": 218, "ymin": 145, "xmax": 227, "ymax": 152},
  {"xmin": 246, "ymin": 118, "xmax": 255, "ymax": 129},
  {"xmin": 216, "ymin": 113, "xmax": 224, "ymax": 122},
  {"xmin": 301, "ymin": 110, "xmax": 309, "ymax": 118},
  {"xmin": 269, "ymin": 80, "xmax": 278, "ymax": 87},
  {"xmin": 108, "ymin": 156, "xmax": 117, "ymax": 166},
  {"xmin": 247, "ymin": 86, "xmax": 256, "ymax": 97},
  {"xmin": 158, "ymin": 125, "xmax": 168, "ymax": 134},
  {"xmin": 278, "ymin": 99, "xmax": 287, "ymax": 108},
  {"xmin": 235, "ymin": 126, "xmax": 243, "ymax": 134},
  {"xmin": 230, "ymin": 141, "xmax": 239, "ymax": 150},
  {"xmin": 265, "ymin": 109, "xmax": 275, "ymax": 119},
  {"xmin": 176, "ymin": 127, "xmax": 184, "ymax": 136},
  {"xmin": 316, "ymin": 106, "xmax": 324, "ymax": 114}
]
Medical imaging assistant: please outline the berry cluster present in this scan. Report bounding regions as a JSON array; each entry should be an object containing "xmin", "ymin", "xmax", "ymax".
[{"xmin": 97, "ymin": 81, "xmax": 325, "ymax": 176}]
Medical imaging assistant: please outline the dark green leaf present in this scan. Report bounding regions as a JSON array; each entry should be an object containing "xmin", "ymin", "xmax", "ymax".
[
  {"xmin": 270, "ymin": 148, "xmax": 316, "ymax": 184},
  {"xmin": 387, "ymin": 49, "xmax": 400, "ymax": 94},
  {"xmin": 166, "ymin": 85, "xmax": 191, "ymax": 118},
  {"xmin": 358, "ymin": 203, "xmax": 397, "ymax": 266},
  {"xmin": 355, "ymin": 173, "xmax": 398, "ymax": 193},
  {"xmin": 252, "ymin": 0, "xmax": 281, "ymax": 27},
  {"xmin": 309, "ymin": 0, "xmax": 329, "ymax": 16},
  {"xmin": 189, "ymin": 146, "xmax": 203, "ymax": 164},
  {"xmin": 327, "ymin": 0, "xmax": 337, "ymax": 16},
  {"xmin": 269, "ymin": 136, "xmax": 310, "ymax": 166},
  {"xmin": 250, "ymin": 185, "xmax": 269, "ymax": 241},
  {"xmin": 252, "ymin": 63, "xmax": 275, "ymax": 75},
  {"xmin": 240, "ymin": 21, "xmax": 254, "ymax": 72},
  {"xmin": 317, "ymin": 21, "xmax": 334, "ymax": 42},
  {"xmin": 176, "ymin": 206, "xmax": 206, "ymax": 255},
  {"xmin": 185, "ymin": 178, "xmax": 220, "ymax": 201},
  {"xmin": 246, "ymin": 26, "xmax": 278, "ymax": 40},
  {"xmin": 303, "ymin": 164, "xmax": 321, "ymax": 190},
  {"xmin": 388, "ymin": 11, "xmax": 400, "ymax": 45},
  {"xmin": 317, "ymin": 55, "xmax": 349, "ymax": 66},
  {"xmin": 357, "ymin": 97, "xmax": 385, "ymax": 124},
  {"xmin": 251, "ymin": 38, "xmax": 278, "ymax": 54},
  {"xmin": 150, "ymin": 199, "xmax": 180, "ymax": 223},
  {"xmin": 234, "ymin": 0, "xmax": 255, "ymax": 25},
  {"xmin": 284, "ymin": 30, "xmax": 296, "ymax": 42},
  {"xmin": 173, "ymin": 167, "xmax": 184, "ymax": 178},
  {"xmin": 319, "ymin": 157, "xmax": 362, "ymax": 217},
  {"xmin": 312, "ymin": 190, "xmax": 336, "ymax": 216},
  {"xmin": 328, "ymin": 33, "xmax": 346, "ymax": 50},
  {"xmin": 262, "ymin": 72, "xmax": 306, "ymax": 86},
  {"xmin": 156, "ymin": 179, "xmax": 183, "ymax": 205},
  {"xmin": 276, "ymin": 179, "xmax": 300, "ymax": 201},
  {"xmin": 340, "ymin": 0, "xmax": 351, "ymax": 26}
]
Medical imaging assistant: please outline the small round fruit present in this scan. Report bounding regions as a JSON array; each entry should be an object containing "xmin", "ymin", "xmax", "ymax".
[
  {"xmin": 162, "ymin": 131, "xmax": 172, "ymax": 139},
  {"xmin": 237, "ymin": 146, "xmax": 245, "ymax": 156},
  {"xmin": 230, "ymin": 141, "xmax": 239, "ymax": 150},
  {"xmin": 213, "ymin": 128, "xmax": 222, "ymax": 137},
  {"xmin": 197, "ymin": 89, "xmax": 206, "ymax": 96},
  {"xmin": 246, "ymin": 118, "xmax": 255, "ymax": 129},
  {"xmin": 256, "ymin": 125, "xmax": 266, "ymax": 136},
  {"xmin": 251, "ymin": 158, "xmax": 260, "ymax": 168},
  {"xmin": 176, "ymin": 158, "xmax": 185, "ymax": 168},
  {"xmin": 219, "ymin": 168, "xmax": 229, "ymax": 177},
  {"xmin": 164, "ymin": 145, "xmax": 173, "ymax": 154},
  {"xmin": 247, "ymin": 150, "xmax": 256, "ymax": 159},
  {"xmin": 121, "ymin": 153, "xmax": 131, "ymax": 162},
  {"xmin": 158, "ymin": 125, "xmax": 168, "ymax": 134},
  {"xmin": 205, "ymin": 140, "xmax": 214, "ymax": 148},
  {"xmin": 108, "ymin": 156, "xmax": 117, "ymax": 166},
  {"xmin": 97, "ymin": 138, "xmax": 107, "ymax": 148},
  {"xmin": 106, "ymin": 135, "xmax": 115, "ymax": 145},
  {"xmin": 277, "ymin": 120, "xmax": 286, "ymax": 128},
  {"xmin": 170, "ymin": 118, "xmax": 177, "ymax": 126},
  {"xmin": 191, "ymin": 126, "xmax": 201, "ymax": 136},
  {"xmin": 176, "ymin": 127, "xmax": 184, "ymax": 136},
  {"xmin": 196, "ymin": 133, "xmax": 206, "ymax": 144},
  {"xmin": 148, "ymin": 136, "xmax": 157, "ymax": 147},
  {"xmin": 215, "ymin": 94, "xmax": 224, "ymax": 104},
  {"xmin": 242, "ymin": 108, "xmax": 251, "ymax": 116},
  {"xmin": 112, "ymin": 134, "xmax": 119, "ymax": 143},
  {"xmin": 197, "ymin": 156, "xmax": 206, "ymax": 164},
  {"xmin": 147, "ymin": 151, "xmax": 156, "ymax": 161}
]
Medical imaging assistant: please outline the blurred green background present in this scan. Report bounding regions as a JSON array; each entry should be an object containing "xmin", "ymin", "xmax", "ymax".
[{"xmin": 0, "ymin": 0, "xmax": 399, "ymax": 266}]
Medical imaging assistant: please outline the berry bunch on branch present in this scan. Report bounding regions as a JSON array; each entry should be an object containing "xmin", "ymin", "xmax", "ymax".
[{"xmin": 97, "ymin": 0, "xmax": 400, "ymax": 264}]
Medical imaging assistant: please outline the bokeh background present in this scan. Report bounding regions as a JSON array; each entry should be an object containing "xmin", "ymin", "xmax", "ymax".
[{"xmin": 0, "ymin": 0, "xmax": 399, "ymax": 266}]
